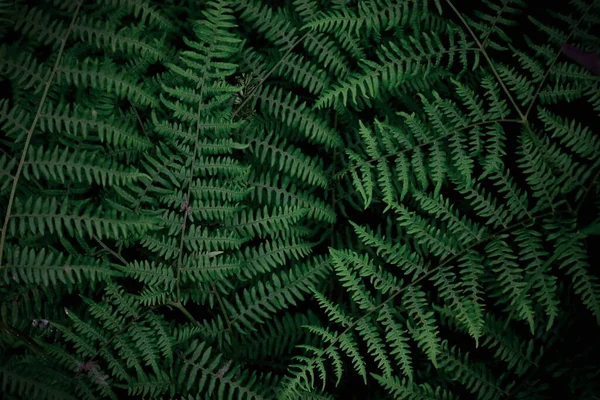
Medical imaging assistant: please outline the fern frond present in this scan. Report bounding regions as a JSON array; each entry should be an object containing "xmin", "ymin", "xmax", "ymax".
[
  {"xmin": 254, "ymin": 85, "xmax": 342, "ymax": 148},
  {"xmin": 227, "ymin": 205, "xmax": 308, "ymax": 239},
  {"xmin": 225, "ymin": 256, "xmax": 330, "ymax": 333},
  {"xmin": 303, "ymin": 0, "xmax": 426, "ymax": 36},
  {"xmin": 245, "ymin": 133, "xmax": 329, "ymax": 188},
  {"xmin": 178, "ymin": 339, "xmax": 277, "ymax": 398},
  {"xmin": 55, "ymin": 57, "xmax": 158, "ymax": 107},
  {"xmin": 403, "ymin": 285, "xmax": 442, "ymax": 367},
  {"xmin": 22, "ymin": 146, "xmax": 149, "ymax": 186},
  {"xmin": 8, "ymin": 197, "xmax": 155, "ymax": 239},
  {"xmin": 315, "ymin": 30, "xmax": 476, "ymax": 109},
  {"xmin": 547, "ymin": 219, "xmax": 600, "ymax": 323},
  {"xmin": 485, "ymin": 236, "xmax": 536, "ymax": 333},
  {"xmin": 1, "ymin": 245, "xmax": 118, "ymax": 286},
  {"xmin": 372, "ymin": 373, "xmax": 458, "ymax": 400},
  {"xmin": 466, "ymin": 0, "xmax": 526, "ymax": 51}
]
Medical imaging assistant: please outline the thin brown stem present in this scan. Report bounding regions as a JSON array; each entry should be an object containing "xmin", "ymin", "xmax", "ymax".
[
  {"xmin": 0, "ymin": 1, "xmax": 84, "ymax": 268},
  {"xmin": 93, "ymin": 235, "xmax": 128, "ymax": 265},
  {"xmin": 445, "ymin": 0, "xmax": 526, "ymax": 122}
]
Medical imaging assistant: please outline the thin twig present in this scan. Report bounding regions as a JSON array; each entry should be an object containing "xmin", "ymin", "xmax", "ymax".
[
  {"xmin": 93, "ymin": 235, "xmax": 128, "ymax": 265},
  {"xmin": 445, "ymin": 0, "xmax": 526, "ymax": 122},
  {"xmin": 523, "ymin": 0, "xmax": 598, "ymax": 120},
  {"xmin": 0, "ymin": 1, "xmax": 84, "ymax": 268}
]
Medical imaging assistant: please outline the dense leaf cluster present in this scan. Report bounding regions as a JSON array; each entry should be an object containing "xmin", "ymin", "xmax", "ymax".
[{"xmin": 1, "ymin": 0, "xmax": 599, "ymax": 399}]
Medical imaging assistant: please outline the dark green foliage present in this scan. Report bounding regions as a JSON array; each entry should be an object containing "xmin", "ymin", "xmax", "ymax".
[{"xmin": 1, "ymin": 0, "xmax": 599, "ymax": 399}]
